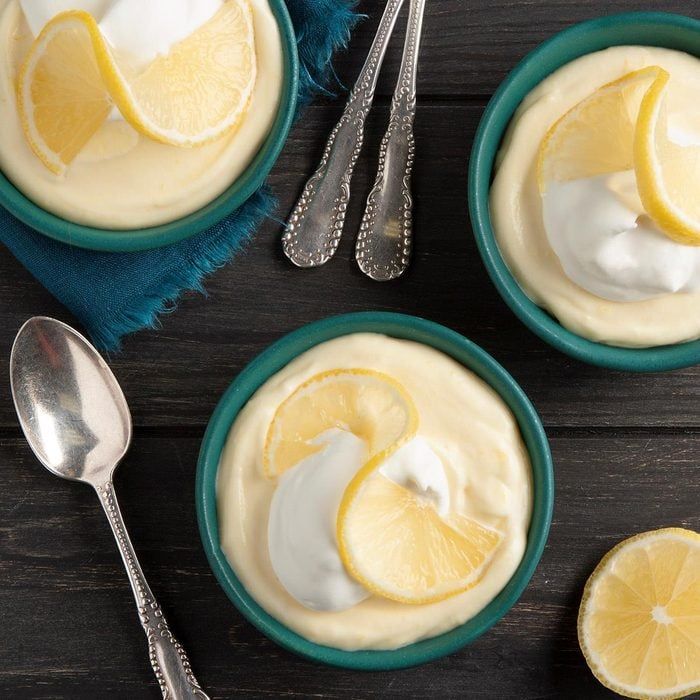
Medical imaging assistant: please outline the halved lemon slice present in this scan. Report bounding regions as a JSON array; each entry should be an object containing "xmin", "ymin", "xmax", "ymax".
[
  {"xmin": 262, "ymin": 369, "xmax": 419, "ymax": 479},
  {"xmin": 578, "ymin": 528, "xmax": 700, "ymax": 700},
  {"xmin": 337, "ymin": 471, "xmax": 501, "ymax": 604},
  {"xmin": 537, "ymin": 65, "xmax": 700, "ymax": 246},
  {"xmin": 537, "ymin": 66, "xmax": 666, "ymax": 190},
  {"xmin": 18, "ymin": 2, "xmax": 256, "ymax": 174},
  {"xmin": 635, "ymin": 72, "xmax": 700, "ymax": 245},
  {"xmin": 17, "ymin": 11, "xmax": 114, "ymax": 174},
  {"xmin": 109, "ymin": 0, "xmax": 256, "ymax": 147}
]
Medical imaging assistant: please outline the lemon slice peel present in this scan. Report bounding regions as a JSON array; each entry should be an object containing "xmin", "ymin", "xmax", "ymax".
[
  {"xmin": 536, "ymin": 66, "xmax": 667, "ymax": 193},
  {"xmin": 337, "ymin": 467, "xmax": 502, "ymax": 604},
  {"xmin": 262, "ymin": 368, "xmax": 419, "ymax": 480},
  {"xmin": 17, "ymin": 2, "xmax": 256, "ymax": 174},
  {"xmin": 635, "ymin": 71, "xmax": 700, "ymax": 246},
  {"xmin": 17, "ymin": 10, "xmax": 113, "ymax": 174},
  {"xmin": 106, "ymin": 0, "xmax": 257, "ymax": 147},
  {"xmin": 538, "ymin": 64, "xmax": 700, "ymax": 246}
]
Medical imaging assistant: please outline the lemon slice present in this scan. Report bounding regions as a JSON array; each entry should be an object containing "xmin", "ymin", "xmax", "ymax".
[
  {"xmin": 635, "ymin": 72, "xmax": 700, "ymax": 245},
  {"xmin": 262, "ymin": 369, "xmax": 419, "ymax": 479},
  {"xmin": 109, "ymin": 0, "xmax": 256, "ymax": 147},
  {"xmin": 578, "ymin": 528, "xmax": 700, "ymax": 700},
  {"xmin": 538, "ymin": 65, "xmax": 700, "ymax": 246},
  {"xmin": 17, "ymin": 11, "xmax": 114, "ymax": 174},
  {"xmin": 18, "ymin": 2, "xmax": 256, "ymax": 174},
  {"xmin": 537, "ymin": 66, "xmax": 666, "ymax": 190},
  {"xmin": 337, "ymin": 471, "xmax": 501, "ymax": 604},
  {"xmin": 265, "ymin": 367, "xmax": 500, "ymax": 604}
]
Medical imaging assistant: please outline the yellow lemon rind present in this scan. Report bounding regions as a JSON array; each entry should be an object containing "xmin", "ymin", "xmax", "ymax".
[
  {"xmin": 536, "ymin": 66, "xmax": 667, "ymax": 194},
  {"xmin": 17, "ymin": 10, "xmax": 110, "ymax": 175},
  {"xmin": 578, "ymin": 527, "xmax": 700, "ymax": 700},
  {"xmin": 634, "ymin": 72, "xmax": 700, "ymax": 246},
  {"xmin": 337, "ymin": 480, "xmax": 501, "ymax": 605},
  {"xmin": 104, "ymin": 0, "xmax": 257, "ymax": 147},
  {"xmin": 18, "ymin": 3, "xmax": 257, "ymax": 174},
  {"xmin": 337, "ymin": 441, "xmax": 501, "ymax": 605},
  {"xmin": 262, "ymin": 368, "xmax": 419, "ymax": 479}
]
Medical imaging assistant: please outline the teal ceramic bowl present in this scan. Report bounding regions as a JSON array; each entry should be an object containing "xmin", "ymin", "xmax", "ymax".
[
  {"xmin": 469, "ymin": 12, "xmax": 700, "ymax": 372},
  {"xmin": 196, "ymin": 312, "xmax": 554, "ymax": 670},
  {"xmin": 0, "ymin": 0, "xmax": 298, "ymax": 252}
]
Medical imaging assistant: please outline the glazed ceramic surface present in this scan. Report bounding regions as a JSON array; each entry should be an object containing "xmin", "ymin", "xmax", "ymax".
[
  {"xmin": 0, "ymin": 0, "xmax": 299, "ymax": 252},
  {"xmin": 469, "ymin": 12, "xmax": 700, "ymax": 371},
  {"xmin": 196, "ymin": 312, "xmax": 554, "ymax": 669}
]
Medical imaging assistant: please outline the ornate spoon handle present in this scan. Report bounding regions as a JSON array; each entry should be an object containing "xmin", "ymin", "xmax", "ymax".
[
  {"xmin": 96, "ymin": 481, "xmax": 209, "ymax": 700},
  {"xmin": 355, "ymin": 0, "xmax": 426, "ymax": 281},
  {"xmin": 282, "ymin": 0, "xmax": 406, "ymax": 268}
]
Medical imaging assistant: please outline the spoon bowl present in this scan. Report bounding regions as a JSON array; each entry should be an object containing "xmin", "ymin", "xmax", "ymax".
[
  {"xmin": 10, "ymin": 316, "xmax": 208, "ymax": 699},
  {"xmin": 10, "ymin": 316, "xmax": 131, "ymax": 485}
]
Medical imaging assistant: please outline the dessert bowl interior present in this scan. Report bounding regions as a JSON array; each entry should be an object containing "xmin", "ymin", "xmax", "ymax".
[
  {"xmin": 196, "ymin": 312, "xmax": 554, "ymax": 670},
  {"xmin": 468, "ymin": 12, "xmax": 700, "ymax": 372},
  {"xmin": 0, "ymin": 0, "xmax": 299, "ymax": 252}
]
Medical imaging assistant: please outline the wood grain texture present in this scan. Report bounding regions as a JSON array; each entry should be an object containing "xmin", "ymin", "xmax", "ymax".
[
  {"xmin": 335, "ymin": 0, "xmax": 697, "ymax": 98},
  {"xmin": 1, "ymin": 433, "xmax": 697, "ymax": 699},
  {"xmin": 0, "ymin": 105, "xmax": 697, "ymax": 429}
]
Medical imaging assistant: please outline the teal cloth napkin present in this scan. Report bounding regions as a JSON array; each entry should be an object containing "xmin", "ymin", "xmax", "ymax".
[{"xmin": 0, "ymin": 1, "xmax": 359, "ymax": 349}]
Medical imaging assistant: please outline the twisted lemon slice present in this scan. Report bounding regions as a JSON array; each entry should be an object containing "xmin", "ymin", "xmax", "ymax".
[
  {"xmin": 18, "ymin": 2, "xmax": 256, "ymax": 174},
  {"xmin": 537, "ymin": 66, "xmax": 700, "ymax": 246},
  {"xmin": 579, "ymin": 528, "xmax": 700, "ymax": 699},
  {"xmin": 337, "ymin": 471, "xmax": 501, "ymax": 604},
  {"xmin": 635, "ymin": 72, "xmax": 700, "ymax": 246},
  {"xmin": 265, "ymin": 368, "xmax": 501, "ymax": 604},
  {"xmin": 262, "ymin": 369, "xmax": 419, "ymax": 479},
  {"xmin": 537, "ymin": 67, "xmax": 663, "ymax": 188}
]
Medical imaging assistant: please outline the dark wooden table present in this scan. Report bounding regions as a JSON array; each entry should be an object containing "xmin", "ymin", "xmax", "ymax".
[{"xmin": 1, "ymin": 1, "xmax": 698, "ymax": 698}]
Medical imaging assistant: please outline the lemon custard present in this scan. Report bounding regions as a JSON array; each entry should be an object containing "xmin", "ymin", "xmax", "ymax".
[
  {"xmin": 217, "ymin": 334, "xmax": 532, "ymax": 651},
  {"xmin": 491, "ymin": 46, "xmax": 700, "ymax": 348},
  {"xmin": 0, "ymin": 0, "xmax": 283, "ymax": 229}
]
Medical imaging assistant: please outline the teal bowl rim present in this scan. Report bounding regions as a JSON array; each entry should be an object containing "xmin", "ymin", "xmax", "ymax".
[
  {"xmin": 468, "ymin": 11, "xmax": 700, "ymax": 372},
  {"xmin": 196, "ymin": 312, "xmax": 554, "ymax": 670},
  {"xmin": 0, "ymin": 0, "xmax": 299, "ymax": 252}
]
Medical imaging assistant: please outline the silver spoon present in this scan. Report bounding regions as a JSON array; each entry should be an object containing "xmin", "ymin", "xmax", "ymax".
[
  {"xmin": 355, "ymin": 0, "xmax": 426, "ymax": 281},
  {"xmin": 282, "ymin": 0, "xmax": 406, "ymax": 268},
  {"xmin": 10, "ymin": 316, "xmax": 208, "ymax": 700}
]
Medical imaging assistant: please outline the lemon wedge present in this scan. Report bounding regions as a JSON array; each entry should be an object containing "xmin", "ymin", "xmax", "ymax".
[
  {"xmin": 262, "ymin": 369, "xmax": 419, "ymax": 479},
  {"xmin": 537, "ymin": 65, "xmax": 700, "ymax": 246},
  {"xmin": 337, "ymin": 471, "xmax": 501, "ymax": 604},
  {"xmin": 578, "ymin": 528, "xmax": 700, "ymax": 700},
  {"xmin": 18, "ymin": 2, "xmax": 256, "ymax": 174}
]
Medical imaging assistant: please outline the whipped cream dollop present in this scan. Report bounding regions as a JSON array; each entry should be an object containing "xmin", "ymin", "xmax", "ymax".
[
  {"xmin": 267, "ymin": 429, "xmax": 449, "ymax": 612},
  {"xmin": 20, "ymin": 0, "xmax": 222, "ymax": 68},
  {"xmin": 543, "ymin": 171, "xmax": 700, "ymax": 302}
]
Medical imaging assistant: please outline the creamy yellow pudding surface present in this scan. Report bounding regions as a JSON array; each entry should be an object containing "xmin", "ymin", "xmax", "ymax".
[
  {"xmin": 491, "ymin": 46, "xmax": 700, "ymax": 348},
  {"xmin": 0, "ymin": 0, "xmax": 283, "ymax": 229},
  {"xmin": 217, "ymin": 333, "xmax": 533, "ymax": 651}
]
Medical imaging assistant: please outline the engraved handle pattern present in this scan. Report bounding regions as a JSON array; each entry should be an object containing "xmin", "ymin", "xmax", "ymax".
[
  {"xmin": 356, "ymin": 0, "xmax": 426, "ymax": 281},
  {"xmin": 282, "ymin": 0, "xmax": 406, "ymax": 268},
  {"xmin": 97, "ymin": 482, "xmax": 209, "ymax": 700}
]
